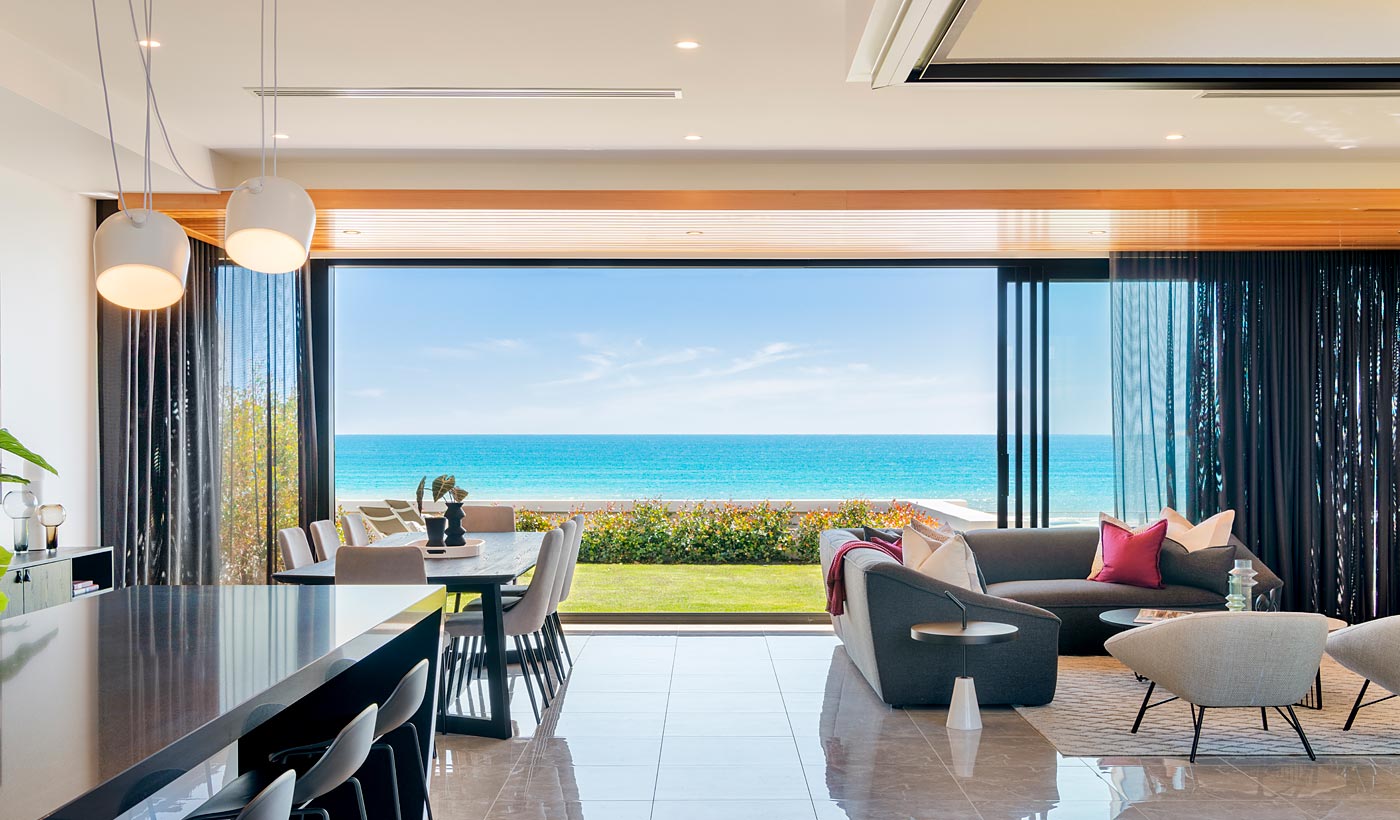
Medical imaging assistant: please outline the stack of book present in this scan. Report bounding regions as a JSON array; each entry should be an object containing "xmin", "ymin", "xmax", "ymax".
[{"xmin": 72, "ymin": 580, "xmax": 100, "ymax": 598}]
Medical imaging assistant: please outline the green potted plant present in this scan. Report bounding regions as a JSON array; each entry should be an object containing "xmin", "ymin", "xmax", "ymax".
[
  {"xmin": 431, "ymin": 474, "xmax": 470, "ymax": 547},
  {"xmin": 0, "ymin": 429, "xmax": 57, "ymax": 613}
]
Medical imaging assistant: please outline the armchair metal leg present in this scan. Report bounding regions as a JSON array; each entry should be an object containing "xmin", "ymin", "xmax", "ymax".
[
  {"xmin": 1274, "ymin": 705, "xmax": 1316, "ymax": 760},
  {"xmin": 1260, "ymin": 708, "xmax": 1268, "ymax": 731},
  {"xmin": 1344, "ymin": 679, "xmax": 1370, "ymax": 731},
  {"xmin": 1132, "ymin": 682, "xmax": 1155, "ymax": 734},
  {"xmin": 1189, "ymin": 705, "xmax": 1206, "ymax": 762}
]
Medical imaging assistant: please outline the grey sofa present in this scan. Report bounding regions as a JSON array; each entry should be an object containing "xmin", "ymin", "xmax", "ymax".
[
  {"xmin": 821, "ymin": 525, "xmax": 1285, "ymax": 706},
  {"xmin": 820, "ymin": 528, "xmax": 1061, "ymax": 707},
  {"xmin": 963, "ymin": 527, "xmax": 1282, "ymax": 654}
]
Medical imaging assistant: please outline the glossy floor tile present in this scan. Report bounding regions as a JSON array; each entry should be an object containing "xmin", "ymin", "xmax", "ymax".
[{"xmin": 431, "ymin": 631, "xmax": 1400, "ymax": 820}]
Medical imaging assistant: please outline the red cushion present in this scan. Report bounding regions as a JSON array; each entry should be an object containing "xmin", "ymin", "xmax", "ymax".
[{"xmin": 1091, "ymin": 517, "xmax": 1167, "ymax": 589}]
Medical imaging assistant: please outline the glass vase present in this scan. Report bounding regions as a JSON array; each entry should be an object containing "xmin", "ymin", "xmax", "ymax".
[{"xmin": 1227, "ymin": 559, "xmax": 1258, "ymax": 612}]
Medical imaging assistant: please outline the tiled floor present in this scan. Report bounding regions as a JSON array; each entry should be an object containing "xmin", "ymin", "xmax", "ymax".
[{"xmin": 431, "ymin": 633, "xmax": 1400, "ymax": 819}]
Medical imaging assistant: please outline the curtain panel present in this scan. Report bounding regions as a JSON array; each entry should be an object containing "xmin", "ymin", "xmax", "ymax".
[
  {"xmin": 98, "ymin": 226, "xmax": 317, "ymax": 585},
  {"xmin": 1111, "ymin": 251, "xmax": 1400, "ymax": 621},
  {"xmin": 98, "ymin": 240, "xmax": 221, "ymax": 586}
]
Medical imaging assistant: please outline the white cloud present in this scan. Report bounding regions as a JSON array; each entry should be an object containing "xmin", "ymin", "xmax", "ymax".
[{"xmin": 698, "ymin": 341, "xmax": 805, "ymax": 378}]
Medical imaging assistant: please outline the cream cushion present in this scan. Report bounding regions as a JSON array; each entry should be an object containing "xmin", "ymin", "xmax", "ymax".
[
  {"xmin": 1089, "ymin": 513, "xmax": 1167, "ymax": 578},
  {"xmin": 903, "ymin": 527, "xmax": 981, "ymax": 593},
  {"xmin": 1160, "ymin": 507, "xmax": 1236, "ymax": 552}
]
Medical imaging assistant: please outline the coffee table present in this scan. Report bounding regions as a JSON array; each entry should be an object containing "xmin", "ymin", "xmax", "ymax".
[{"xmin": 911, "ymin": 621, "xmax": 1019, "ymax": 731}]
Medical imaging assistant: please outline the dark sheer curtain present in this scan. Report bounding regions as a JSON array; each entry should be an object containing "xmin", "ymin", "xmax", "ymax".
[
  {"xmin": 217, "ymin": 261, "xmax": 304, "ymax": 583},
  {"xmin": 1111, "ymin": 251, "xmax": 1400, "ymax": 621},
  {"xmin": 99, "ymin": 240, "xmax": 221, "ymax": 586},
  {"xmin": 99, "ymin": 219, "xmax": 319, "ymax": 585}
]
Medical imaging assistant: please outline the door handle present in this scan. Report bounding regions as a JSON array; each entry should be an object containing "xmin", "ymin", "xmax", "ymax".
[{"xmin": 22, "ymin": 570, "xmax": 30, "ymax": 583}]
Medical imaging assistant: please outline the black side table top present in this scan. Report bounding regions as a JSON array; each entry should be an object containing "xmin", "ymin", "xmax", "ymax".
[{"xmin": 910, "ymin": 621, "xmax": 1020, "ymax": 645}]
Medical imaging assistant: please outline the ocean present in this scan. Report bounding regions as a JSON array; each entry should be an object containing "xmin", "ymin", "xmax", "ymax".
[{"xmin": 334, "ymin": 434, "xmax": 1115, "ymax": 520}]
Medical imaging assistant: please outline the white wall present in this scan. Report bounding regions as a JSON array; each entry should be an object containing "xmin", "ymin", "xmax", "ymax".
[{"xmin": 0, "ymin": 165, "xmax": 97, "ymax": 549}]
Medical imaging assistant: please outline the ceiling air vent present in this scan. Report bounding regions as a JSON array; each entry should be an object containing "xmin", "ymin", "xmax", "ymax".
[{"xmin": 245, "ymin": 87, "xmax": 682, "ymax": 100}]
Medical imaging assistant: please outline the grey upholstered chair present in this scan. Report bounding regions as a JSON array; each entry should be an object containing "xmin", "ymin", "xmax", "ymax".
[
  {"xmin": 1106, "ymin": 612, "xmax": 1328, "ymax": 761},
  {"xmin": 443, "ymin": 527, "xmax": 565, "ymax": 721},
  {"xmin": 277, "ymin": 527, "xmax": 315, "ymax": 570},
  {"xmin": 1326, "ymin": 615, "xmax": 1400, "ymax": 730},
  {"xmin": 360, "ymin": 505, "xmax": 411, "ymax": 537},
  {"xmin": 462, "ymin": 505, "xmax": 515, "ymax": 533},
  {"xmin": 308, "ymin": 519, "xmax": 342, "ymax": 562},
  {"xmin": 334, "ymin": 547, "xmax": 429, "ymax": 585}
]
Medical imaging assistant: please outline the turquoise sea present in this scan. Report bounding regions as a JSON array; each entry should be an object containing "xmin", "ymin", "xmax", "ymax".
[{"xmin": 334, "ymin": 435, "xmax": 1115, "ymax": 520}]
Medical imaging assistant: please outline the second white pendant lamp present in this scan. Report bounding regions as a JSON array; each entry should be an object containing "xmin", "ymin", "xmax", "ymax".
[{"xmin": 224, "ymin": 175, "xmax": 315, "ymax": 274}]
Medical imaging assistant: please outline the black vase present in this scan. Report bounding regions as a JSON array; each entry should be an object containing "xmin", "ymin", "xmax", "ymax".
[
  {"xmin": 425, "ymin": 516, "xmax": 447, "ymax": 547},
  {"xmin": 443, "ymin": 502, "xmax": 467, "ymax": 547}
]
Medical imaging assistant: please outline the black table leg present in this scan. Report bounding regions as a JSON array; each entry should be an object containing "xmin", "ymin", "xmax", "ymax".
[{"xmin": 440, "ymin": 584, "xmax": 512, "ymax": 739}]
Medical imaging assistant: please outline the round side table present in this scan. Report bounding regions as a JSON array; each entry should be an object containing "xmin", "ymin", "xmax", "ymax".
[{"xmin": 911, "ymin": 621, "xmax": 1019, "ymax": 731}]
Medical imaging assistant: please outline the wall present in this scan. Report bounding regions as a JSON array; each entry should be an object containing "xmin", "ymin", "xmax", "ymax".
[{"xmin": 0, "ymin": 165, "xmax": 97, "ymax": 548}]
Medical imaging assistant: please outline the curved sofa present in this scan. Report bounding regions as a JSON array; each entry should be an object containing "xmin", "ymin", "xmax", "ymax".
[{"xmin": 821, "ymin": 526, "xmax": 1283, "ymax": 707}]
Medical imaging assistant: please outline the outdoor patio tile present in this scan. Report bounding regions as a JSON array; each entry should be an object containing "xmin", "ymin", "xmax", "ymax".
[
  {"xmin": 482, "ymin": 800, "xmax": 653, "ymax": 820},
  {"xmin": 554, "ymin": 691, "xmax": 671, "ymax": 713},
  {"xmin": 563, "ymin": 674, "xmax": 673, "ymax": 693},
  {"xmin": 654, "ymin": 763, "xmax": 813, "ymax": 800},
  {"xmin": 664, "ymin": 710, "xmax": 795, "ymax": 737},
  {"xmin": 812, "ymin": 797, "xmax": 983, "ymax": 820},
  {"xmin": 498, "ymin": 764, "xmax": 658, "ymax": 802},
  {"xmin": 660, "ymin": 736, "xmax": 804, "ymax": 767},
  {"xmin": 668, "ymin": 674, "xmax": 780, "ymax": 693},
  {"xmin": 665, "ymin": 691, "xmax": 788, "ymax": 713},
  {"xmin": 652, "ymin": 799, "xmax": 818, "ymax": 820},
  {"xmin": 972, "ymin": 800, "xmax": 1145, "ymax": 819},
  {"xmin": 547, "ymin": 712, "xmax": 667, "ymax": 739},
  {"xmin": 523, "ymin": 737, "xmax": 664, "ymax": 768},
  {"xmin": 1130, "ymin": 800, "xmax": 1312, "ymax": 820}
]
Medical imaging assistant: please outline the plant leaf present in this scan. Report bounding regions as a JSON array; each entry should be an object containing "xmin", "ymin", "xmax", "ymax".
[
  {"xmin": 0, "ymin": 474, "xmax": 29, "ymax": 485},
  {"xmin": 415, "ymin": 476, "xmax": 426, "ymax": 512},
  {"xmin": 452, "ymin": 487, "xmax": 468, "ymax": 502},
  {"xmin": 431, "ymin": 474, "xmax": 455, "ymax": 502},
  {"xmin": 0, "ymin": 430, "xmax": 55, "ymax": 476}
]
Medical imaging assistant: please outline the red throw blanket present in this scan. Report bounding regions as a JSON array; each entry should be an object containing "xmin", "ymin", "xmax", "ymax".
[{"xmin": 825, "ymin": 537, "xmax": 903, "ymax": 616}]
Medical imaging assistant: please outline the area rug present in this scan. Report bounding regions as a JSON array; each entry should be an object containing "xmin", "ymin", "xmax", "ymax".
[{"xmin": 1013, "ymin": 656, "xmax": 1400, "ymax": 756}]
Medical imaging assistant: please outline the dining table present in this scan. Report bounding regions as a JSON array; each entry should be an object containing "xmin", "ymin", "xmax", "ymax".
[{"xmin": 273, "ymin": 529, "xmax": 545, "ymax": 739}]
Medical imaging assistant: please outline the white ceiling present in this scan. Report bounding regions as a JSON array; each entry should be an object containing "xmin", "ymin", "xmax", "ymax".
[{"xmin": 5, "ymin": 0, "xmax": 1400, "ymax": 192}]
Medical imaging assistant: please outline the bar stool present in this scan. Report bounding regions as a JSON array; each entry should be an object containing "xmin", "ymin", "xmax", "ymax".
[
  {"xmin": 188, "ymin": 704, "xmax": 379, "ymax": 820},
  {"xmin": 233, "ymin": 770, "xmax": 296, "ymax": 820}
]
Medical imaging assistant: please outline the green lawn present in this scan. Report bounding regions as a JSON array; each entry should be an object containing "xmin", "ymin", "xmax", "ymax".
[{"xmin": 555, "ymin": 564, "xmax": 825, "ymax": 613}]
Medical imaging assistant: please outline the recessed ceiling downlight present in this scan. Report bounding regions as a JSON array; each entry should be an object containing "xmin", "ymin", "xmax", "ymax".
[
  {"xmin": 675, "ymin": 40, "xmax": 700, "ymax": 50},
  {"xmin": 1165, "ymin": 133, "xmax": 1185, "ymax": 141},
  {"xmin": 225, "ymin": 176, "xmax": 317, "ymax": 274},
  {"xmin": 93, "ymin": 210, "xmax": 189, "ymax": 310},
  {"xmin": 684, "ymin": 134, "xmax": 703, "ymax": 141},
  {"xmin": 138, "ymin": 39, "xmax": 160, "ymax": 48}
]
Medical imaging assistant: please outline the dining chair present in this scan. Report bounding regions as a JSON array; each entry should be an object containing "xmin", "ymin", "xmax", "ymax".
[
  {"xmin": 443, "ymin": 527, "xmax": 565, "ymax": 721},
  {"xmin": 384, "ymin": 499, "xmax": 426, "ymax": 528},
  {"xmin": 335, "ymin": 547, "xmax": 429, "ymax": 585},
  {"xmin": 340, "ymin": 512, "xmax": 371, "ymax": 546},
  {"xmin": 188, "ymin": 704, "xmax": 379, "ymax": 820},
  {"xmin": 360, "ymin": 505, "xmax": 411, "ymax": 537},
  {"xmin": 277, "ymin": 527, "xmax": 315, "ymax": 571},
  {"xmin": 308, "ymin": 520, "xmax": 342, "ymax": 562},
  {"xmin": 462, "ymin": 505, "xmax": 515, "ymax": 533}
]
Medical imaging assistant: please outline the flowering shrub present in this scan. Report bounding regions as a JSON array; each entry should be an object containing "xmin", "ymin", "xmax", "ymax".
[{"xmin": 514, "ymin": 499, "xmax": 939, "ymax": 565}]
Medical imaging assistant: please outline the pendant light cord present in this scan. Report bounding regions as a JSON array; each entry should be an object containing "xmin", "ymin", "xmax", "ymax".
[
  {"xmin": 122, "ymin": 0, "xmax": 247, "ymax": 194},
  {"xmin": 90, "ymin": 0, "xmax": 131, "ymax": 216},
  {"xmin": 259, "ymin": 0, "xmax": 266, "ymax": 181},
  {"xmin": 272, "ymin": 0, "xmax": 279, "ymax": 176}
]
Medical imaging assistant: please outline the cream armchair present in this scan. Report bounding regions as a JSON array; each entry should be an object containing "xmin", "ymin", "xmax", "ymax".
[
  {"xmin": 1326, "ymin": 615, "xmax": 1400, "ymax": 731},
  {"xmin": 1105, "ymin": 612, "xmax": 1328, "ymax": 761}
]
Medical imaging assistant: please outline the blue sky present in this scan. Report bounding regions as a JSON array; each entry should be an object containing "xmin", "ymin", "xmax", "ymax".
[{"xmin": 333, "ymin": 266, "xmax": 1110, "ymax": 435}]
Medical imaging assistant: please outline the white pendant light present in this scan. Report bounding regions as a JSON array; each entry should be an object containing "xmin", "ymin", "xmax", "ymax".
[
  {"xmin": 224, "ymin": 175, "xmax": 315, "ymax": 273},
  {"xmin": 93, "ymin": 210, "xmax": 190, "ymax": 310}
]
